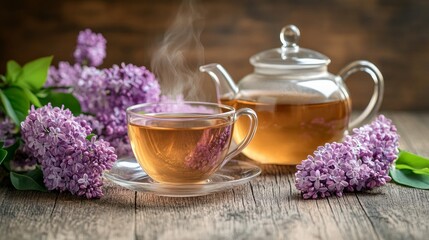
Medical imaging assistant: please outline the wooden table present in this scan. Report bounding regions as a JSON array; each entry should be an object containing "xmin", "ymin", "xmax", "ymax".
[{"xmin": 1, "ymin": 112, "xmax": 428, "ymax": 239}]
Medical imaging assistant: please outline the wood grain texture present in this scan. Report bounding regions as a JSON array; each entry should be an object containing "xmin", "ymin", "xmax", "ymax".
[
  {"xmin": 44, "ymin": 182, "xmax": 136, "ymax": 239},
  {"xmin": 0, "ymin": 0, "xmax": 429, "ymax": 110},
  {"xmin": 0, "ymin": 186, "xmax": 57, "ymax": 239},
  {"xmin": 0, "ymin": 181, "xmax": 136, "ymax": 239},
  {"xmin": 0, "ymin": 112, "xmax": 429, "ymax": 240}
]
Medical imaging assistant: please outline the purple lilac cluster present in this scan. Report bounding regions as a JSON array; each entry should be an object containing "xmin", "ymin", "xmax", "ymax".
[
  {"xmin": 0, "ymin": 112, "xmax": 15, "ymax": 147},
  {"xmin": 45, "ymin": 62, "xmax": 82, "ymax": 88},
  {"xmin": 101, "ymin": 63, "xmax": 161, "ymax": 111},
  {"xmin": 73, "ymin": 66, "xmax": 106, "ymax": 113},
  {"xmin": 295, "ymin": 115, "xmax": 399, "ymax": 199},
  {"xmin": 91, "ymin": 63, "xmax": 161, "ymax": 156},
  {"xmin": 21, "ymin": 104, "xmax": 117, "ymax": 198},
  {"xmin": 73, "ymin": 29, "xmax": 106, "ymax": 67},
  {"xmin": 10, "ymin": 149, "xmax": 38, "ymax": 171},
  {"xmin": 185, "ymin": 125, "xmax": 232, "ymax": 170},
  {"xmin": 48, "ymin": 61, "xmax": 161, "ymax": 156},
  {"xmin": 46, "ymin": 62, "xmax": 106, "ymax": 114}
]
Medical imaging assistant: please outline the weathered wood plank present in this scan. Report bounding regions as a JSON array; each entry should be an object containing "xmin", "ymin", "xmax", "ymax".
[
  {"xmin": 0, "ymin": 181, "xmax": 136, "ymax": 239},
  {"xmin": 0, "ymin": 183, "xmax": 57, "ymax": 239},
  {"xmin": 45, "ymin": 181, "xmax": 136, "ymax": 239}
]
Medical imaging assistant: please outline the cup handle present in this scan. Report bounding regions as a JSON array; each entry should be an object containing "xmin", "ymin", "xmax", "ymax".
[
  {"xmin": 338, "ymin": 60, "xmax": 384, "ymax": 130},
  {"xmin": 221, "ymin": 108, "xmax": 258, "ymax": 167}
]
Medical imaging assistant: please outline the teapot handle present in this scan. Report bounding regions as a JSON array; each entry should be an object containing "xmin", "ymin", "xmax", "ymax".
[{"xmin": 339, "ymin": 60, "xmax": 384, "ymax": 130}]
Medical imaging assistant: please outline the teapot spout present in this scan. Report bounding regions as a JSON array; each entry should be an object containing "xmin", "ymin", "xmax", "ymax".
[{"xmin": 199, "ymin": 63, "xmax": 239, "ymax": 102}]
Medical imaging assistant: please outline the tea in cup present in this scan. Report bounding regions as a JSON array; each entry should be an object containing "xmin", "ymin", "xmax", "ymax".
[{"xmin": 126, "ymin": 101, "xmax": 258, "ymax": 184}]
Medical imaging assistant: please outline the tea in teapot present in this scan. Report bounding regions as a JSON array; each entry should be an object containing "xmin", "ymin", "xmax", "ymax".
[{"xmin": 232, "ymin": 92, "xmax": 350, "ymax": 165}]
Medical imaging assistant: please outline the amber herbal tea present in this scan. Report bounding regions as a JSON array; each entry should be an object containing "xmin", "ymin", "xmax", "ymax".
[
  {"xmin": 128, "ymin": 115, "xmax": 233, "ymax": 183},
  {"xmin": 224, "ymin": 94, "xmax": 350, "ymax": 165}
]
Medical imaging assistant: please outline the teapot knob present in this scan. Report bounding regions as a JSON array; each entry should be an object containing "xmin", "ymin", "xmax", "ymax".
[{"xmin": 280, "ymin": 25, "xmax": 300, "ymax": 49}]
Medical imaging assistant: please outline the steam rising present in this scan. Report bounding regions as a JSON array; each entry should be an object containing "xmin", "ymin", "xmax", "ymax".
[{"xmin": 151, "ymin": 0, "xmax": 205, "ymax": 100}]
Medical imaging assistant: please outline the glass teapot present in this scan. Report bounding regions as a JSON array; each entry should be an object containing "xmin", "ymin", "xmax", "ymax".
[{"xmin": 200, "ymin": 24, "xmax": 384, "ymax": 165}]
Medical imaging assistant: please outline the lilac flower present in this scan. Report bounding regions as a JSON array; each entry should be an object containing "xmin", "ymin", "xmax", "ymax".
[
  {"xmin": 185, "ymin": 125, "xmax": 232, "ymax": 170},
  {"xmin": 73, "ymin": 66, "xmax": 106, "ymax": 113},
  {"xmin": 94, "ymin": 110, "xmax": 132, "ymax": 157},
  {"xmin": 47, "ymin": 29, "xmax": 171, "ymax": 158},
  {"xmin": 102, "ymin": 63, "xmax": 161, "ymax": 110},
  {"xmin": 21, "ymin": 104, "xmax": 89, "ymax": 158},
  {"xmin": 47, "ymin": 64, "xmax": 106, "ymax": 114},
  {"xmin": 47, "ymin": 61, "xmax": 161, "ymax": 157},
  {"xmin": 0, "ymin": 112, "xmax": 15, "ymax": 147},
  {"xmin": 73, "ymin": 29, "xmax": 106, "ymax": 67},
  {"xmin": 295, "ymin": 115, "xmax": 399, "ymax": 199},
  {"xmin": 46, "ymin": 62, "xmax": 82, "ymax": 87},
  {"xmin": 62, "ymin": 137, "xmax": 116, "ymax": 198},
  {"xmin": 21, "ymin": 104, "xmax": 117, "ymax": 198},
  {"xmin": 10, "ymin": 149, "xmax": 38, "ymax": 172},
  {"xmin": 76, "ymin": 114, "xmax": 103, "ymax": 136},
  {"xmin": 87, "ymin": 63, "xmax": 161, "ymax": 157}
]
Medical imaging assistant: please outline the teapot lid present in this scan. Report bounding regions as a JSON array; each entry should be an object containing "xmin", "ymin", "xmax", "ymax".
[{"xmin": 250, "ymin": 25, "xmax": 331, "ymax": 69}]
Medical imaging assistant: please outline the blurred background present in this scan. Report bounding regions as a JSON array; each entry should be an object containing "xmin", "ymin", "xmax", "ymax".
[{"xmin": 0, "ymin": 0, "xmax": 428, "ymax": 110}]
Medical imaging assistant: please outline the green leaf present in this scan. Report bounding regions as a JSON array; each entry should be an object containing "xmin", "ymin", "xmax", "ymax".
[
  {"xmin": 395, "ymin": 150, "xmax": 429, "ymax": 175},
  {"xmin": 20, "ymin": 87, "xmax": 42, "ymax": 107},
  {"xmin": 395, "ymin": 165, "xmax": 429, "ymax": 175},
  {"xmin": 6, "ymin": 60, "xmax": 22, "ymax": 83},
  {"xmin": 0, "ymin": 89, "xmax": 20, "ymax": 125},
  {"xmin": 10, "ymin": 167, "xmax": 47, "ymax": 192},
  {"xmin": 14, "ymin": 56, "xmax": 52, "ymax": 91},
  {"xmin": 390, "ymin": 167, "xmax": 429, "ymax": 190},
  {"xmin": 390, "ymin": 150, "xmax": 429, "ymax": 190},
  {"xmin": 1, "ymin": 140, "xmax": 20, "ymax": 171},
  {"xmin": 35, "ymin": 88, "xmax": 49, "ymax": 98},
  {"xmin": 39, "ymin": 91, "xmax": 81, "ymax": 115},
  {"xmin": 0, "ymin": 149, "xmax": 7, "ymax": 164},
  {"xmin": 86, "ymin": 133, "xmax": 96, "ymax": 141},
  {"xmin": 2, "ymin": 86, "xmax": 30, "ymax": 124}
]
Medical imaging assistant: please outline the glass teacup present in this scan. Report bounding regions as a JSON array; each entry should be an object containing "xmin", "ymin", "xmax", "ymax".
[{"xmin": 126, "ymin": 101, "xmax": 258, "ymax": 184}]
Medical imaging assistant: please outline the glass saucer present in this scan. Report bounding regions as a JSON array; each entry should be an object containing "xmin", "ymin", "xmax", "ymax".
[{"xmin": 103, "ymin": 157, "xmax": 262, "ymax": 197}]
